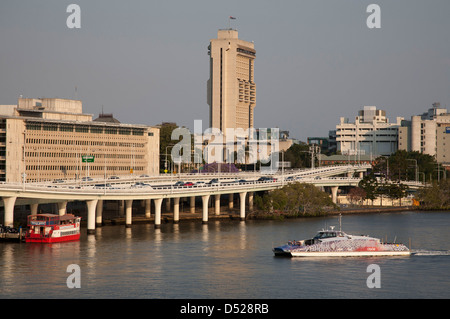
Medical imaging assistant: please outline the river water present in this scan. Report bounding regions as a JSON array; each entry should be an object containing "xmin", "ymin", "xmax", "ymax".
[{"xmin": 1, "ymin": 211, "xmax": 449, "ymax": 299}]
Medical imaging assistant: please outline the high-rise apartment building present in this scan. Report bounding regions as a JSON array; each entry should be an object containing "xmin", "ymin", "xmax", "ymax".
[{"xmin": 207, "ymin": 29, "xmax": 256, "ymax": 133}]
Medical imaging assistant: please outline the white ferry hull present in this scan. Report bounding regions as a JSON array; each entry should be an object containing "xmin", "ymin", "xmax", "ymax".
[{"xmin": 290, "ymin": 250, "xmax": 411, "ymax": 257}]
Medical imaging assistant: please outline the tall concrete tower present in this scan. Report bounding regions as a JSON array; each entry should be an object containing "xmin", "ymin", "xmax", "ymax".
[{"xmin": 207, "ymin": 29, "xmax": 256, "ymax": 133}]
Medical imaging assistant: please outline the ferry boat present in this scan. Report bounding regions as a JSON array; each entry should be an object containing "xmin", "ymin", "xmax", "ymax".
[
  {"xmin": 25, "ymin": 214, "xmax": 81, "ymax": 243},
  {"xmin": 273, "ymin": 225, "xmax": 410, "ymax": 257}
]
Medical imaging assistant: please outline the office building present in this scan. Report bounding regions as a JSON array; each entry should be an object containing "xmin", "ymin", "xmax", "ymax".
[
  {"xmin": 336, "ymin": 106, "xmax": 403, "ymax": 156},
  {"xmin": 0, "ymin": 97, "xmax": 159, "ymax": 183},
  {"xmin": 207, "ymin": 29, "xmax": 256, "ymax": 134}
]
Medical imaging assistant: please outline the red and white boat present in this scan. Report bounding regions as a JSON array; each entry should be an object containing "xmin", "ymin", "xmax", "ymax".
[{"xmin": 25, "ymin": 214, "xmax": 81, "ymax": 243}]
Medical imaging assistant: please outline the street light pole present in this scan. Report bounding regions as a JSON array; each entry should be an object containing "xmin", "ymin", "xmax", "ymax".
[{"xmin": 407, "ymin": 159, "xmax": 418, "ymax": 183}]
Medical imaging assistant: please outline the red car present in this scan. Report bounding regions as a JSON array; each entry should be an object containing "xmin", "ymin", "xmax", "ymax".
[{"xmin": 183, "ymin": 182, "xmax": 194, "ymax": 187}]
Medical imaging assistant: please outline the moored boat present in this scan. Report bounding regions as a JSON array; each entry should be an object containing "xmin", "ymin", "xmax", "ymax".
[
  {"xmin": 25, "ymin": 214, "xmax": 81, "ymax": 243},
  {"xmin": 273, "ymin": 225, "xmax": 410, "ymax": 257}
]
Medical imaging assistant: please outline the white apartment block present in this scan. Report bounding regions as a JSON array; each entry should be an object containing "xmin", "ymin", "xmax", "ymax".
[
  {"xmin": 336, "ymin": 106, "xmax": 403, "ymax": 157},
  {"xmin": 399, "ymin": 102, "xmax": 450, "ymax": 164}
]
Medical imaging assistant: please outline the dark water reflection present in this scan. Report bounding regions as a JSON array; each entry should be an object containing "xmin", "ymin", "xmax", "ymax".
[{"xmin": 1, "ymin": 211, "xmax": 449, "ymax": 298}]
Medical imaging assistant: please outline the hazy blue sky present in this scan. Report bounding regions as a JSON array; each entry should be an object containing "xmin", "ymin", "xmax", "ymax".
[{"xmin": 1, "ymin": 0, "xmax": 449, "ymax": 141}]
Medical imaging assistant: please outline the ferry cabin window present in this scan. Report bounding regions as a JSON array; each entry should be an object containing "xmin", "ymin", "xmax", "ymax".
[{"xmin": 314, "ymin": 232, "xmax": 337, "ymax": 239}]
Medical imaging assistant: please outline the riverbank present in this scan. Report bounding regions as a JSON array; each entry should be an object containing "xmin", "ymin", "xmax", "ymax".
[
  {"xmin": 101, "ymin": 205, "xmax": 421, "ymax": 225},
  {"xmin": 246, "ymin": 205, "xmax": 419, "ymax": 220}
]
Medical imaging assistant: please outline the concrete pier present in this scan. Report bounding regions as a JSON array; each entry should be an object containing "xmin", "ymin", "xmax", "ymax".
[
  {"xmin": 173, "ymin": 197, "xmax": 180, "ymax": 223},
  {"xmin": 125, "ymin": 199, "xmax": 133, "ymax": 228},
  {"xmin": 239, "ymin": 192, "xmax": 247, "ymax": 221},
  {"xmin": 57, "ymin": 201, "xmax": 67, "ymax": 216},
  {"xmin": 215, "ymin": 194, "xmax": 220, "ymax": 215},
  {"xmin": 154, "ymin": 198, "xmax": 163, "ymax": 228},
  {"xmin": 202, "ymin": 195, "xmax": 210, "ymax": 224},
  {"xmin": 86, "ymin": 199, "xmax": 98, "ymax": 234},
  {"xmin": 2, "ymin": 196, "xmax": 17, "ymax": 227},
  {"xmin": 96, "ymin": 200, "xmax": 103, "ymax": 226}
]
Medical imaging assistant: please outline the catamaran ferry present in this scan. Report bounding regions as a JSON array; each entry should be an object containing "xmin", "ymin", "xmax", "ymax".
[
  {"xmin": 273, "ymin": 225, "xmax": 410, "ymax": 257},
  {"xmin": 25, "ymin": 214, "xmax": 81, "ymax": 243}
]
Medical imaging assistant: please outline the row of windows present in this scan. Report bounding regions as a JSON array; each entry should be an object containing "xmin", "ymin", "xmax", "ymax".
[
  {"xmin": 26, "ymin": 122, "xmax": 146, "ymax": 136},
  {"xmin": 25, "ymin": 138, "xmax": 145, "ymax": 148},
  {"xmin": 25, "ymin": 152, "xmax": 145, "ymax": 159},
  {"xmin": 26, "ymin": 165, "xmax": 144, "ymax": 171}
]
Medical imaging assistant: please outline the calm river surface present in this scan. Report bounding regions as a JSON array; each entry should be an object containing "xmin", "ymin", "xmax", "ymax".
[{"xmin": 1, "ymin": 211, "xmax": 449, "ymax": 299}]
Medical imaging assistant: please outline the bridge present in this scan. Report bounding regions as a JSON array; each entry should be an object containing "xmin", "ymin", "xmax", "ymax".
[{"xmin": 0, "ymin": 163, "xmax": 422, "ymax": 232}]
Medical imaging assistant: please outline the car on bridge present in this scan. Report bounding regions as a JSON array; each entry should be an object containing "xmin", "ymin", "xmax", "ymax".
[
  {"xmin": 183, "ymin": 182, "xmax": 194, "ymax": 187},
  {"xmin": 194, "ymin": 181, "xmax": 206, "ymax": 186},
  {"xmin": 94, "ymin": 183, "xmax": 113, "ymax": 189},
  {"xmin": 131, "ymin": 182, "xmax": 152, "ymax": 189},
  {"xmin": 207, "ymin": 178, "xmax": 220, "ymax": 185},
  {"xmin": 173, "ymin": 181, "xmax": 185, "ymax": 187},
  {"xmin": 258, "ymin": 176, "xmax": 277, "ymax": 182}
]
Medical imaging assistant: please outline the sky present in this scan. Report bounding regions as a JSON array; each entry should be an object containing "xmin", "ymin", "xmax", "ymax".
[{"xmin": 1, "ymin": 0, "xmax": 449, "ymax": 141}]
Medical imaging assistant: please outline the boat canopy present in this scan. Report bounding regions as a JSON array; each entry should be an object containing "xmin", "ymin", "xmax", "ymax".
[
  {"xmin": 313, "ymin": 230, "xmax": 345, "ymax": 240},
  {"xmin": 27, "ymin": 214, "xmax": 79, "ymax": 226}
]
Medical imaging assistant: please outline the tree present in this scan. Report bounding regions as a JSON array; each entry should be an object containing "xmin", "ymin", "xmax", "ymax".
[
  {"xmin": 347, "ymin": 187, "xmax": 366, "ymax": 205},
  {"xmin": 284, "ymin": 143, "xmax": 312, "ymax": 169},
  {"xmin": 255, "ymin": 182, "xmax": 335, "ymax": 216},
  {"xmin": 159, "ymin": 122, "xmax": 180, "ymax": 172},
  {"xmin": 385, "ymin": 182, "xmax": 408, "ymax": 206},
  {"xmin": 358, "ymin": 173, "xmax": 378, "ymax": 205},
  {"xmin": 416, "ymin": 179, "xmax": 450, "ymax": 209},
  {"xmin": 373, "ymin": 150, "xmax": 437, "ymax": 182}
]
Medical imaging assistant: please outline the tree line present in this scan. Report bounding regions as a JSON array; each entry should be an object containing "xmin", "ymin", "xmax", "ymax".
[{"xmin": 253, "ymin": 182, "xmax": 336, "ymax": 218}]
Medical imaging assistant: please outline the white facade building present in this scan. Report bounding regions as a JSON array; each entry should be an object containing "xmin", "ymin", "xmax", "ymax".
[
  {"xmin": 399, "ymin": 102, "xmax": 450, "ymax": 164},
  {"xmin": 336, "ymin": 106, "xmax": 403, "ymax": 157}
]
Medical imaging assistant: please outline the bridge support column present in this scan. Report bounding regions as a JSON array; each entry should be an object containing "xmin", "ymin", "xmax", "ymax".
[
  {"xmin": 173, "ymin": 197, "xmax": 180, "ymax": 223},
  {"xmin": 30, "ymin": 203, "xmax": 38, "ymax": 215},
  {"xmin": 86, "ymin": 199, "xmax": 98, "ymax": 235},
  {"xmin": 154, "ymin": 198, "xmax": 163, "ymax": 229},
  {"xmin": 190, "ymin": 196, "xmax": 195, "ymax": 213},
  {"xmin": 166, "ymin": 198, "xmax": 171, "ymax": 212},
  {"xmin": 3, "ymin": 196, "xmax": 17, "ymax": 227},
  {"xmin": 57, "ymin": 201, "xmax": 67, "ymax": 216},
  {"xmin": 202, "ymin": 195, "xmax": 210, "ymax": 224},
  {"xmin": 248, "ymin": 192, "xmax": 254, "ymax": 211},
  {"xmin": 119, "ymin": 200, "xmax": 124, "ymax": 216},
  {"xmin": 239, "ymin": 192, "xmax": 247, "ymax": 221},
  {"xmin": 96, "ymin": 200, "xmax": 103, "ymax": 227},
  {"xmin": 125, "ymin": 200, "xmax": 133, "ymax": 228},
  {"xmin": 229, "ymin": 193, "xmax": 234, "ymax": 209},
  {"xmin": 331, "ymin": 186, "xmax": 339, "ymax": 204},
  {"xmin": 145, "ymin": 199, "xmax": 151, "ymax": 218},
  {"xmin": 215, "ymin": 194, "xmax": 220, "ymax": 215},
  {"xmin": 359, "ymin": 171, "xmax": 364, "ymax": 178}
]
